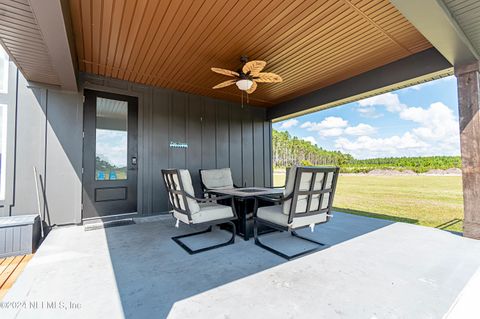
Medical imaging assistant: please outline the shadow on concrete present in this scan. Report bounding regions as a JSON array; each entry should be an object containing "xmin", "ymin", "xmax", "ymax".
[
  {"xmin": 102, "ymin": 212, "xmax": 393, "ymax": 318},
  {"xmin": 435, "ymin": 218, "xmax": 463, "ymax": 236},
  {"xmin": 333, "ymin": 207, "xmax": 418, "ymax": 224},
  {"xmin": 435, "ymin": 218, "xmax": 463, "ymax": 230}
]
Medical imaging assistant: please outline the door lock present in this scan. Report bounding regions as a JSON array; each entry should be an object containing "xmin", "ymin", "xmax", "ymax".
[{"xmin": 131, "ymin": 157, "xmax": 137, "ymax": 165}]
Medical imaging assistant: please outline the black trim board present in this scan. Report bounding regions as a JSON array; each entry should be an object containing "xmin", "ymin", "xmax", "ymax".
[{"xmin": 267, "ymin": 48, "xmax": 453, "ymax": 121}]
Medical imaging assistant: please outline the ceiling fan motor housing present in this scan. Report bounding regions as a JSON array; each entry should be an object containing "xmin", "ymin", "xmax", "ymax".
[{"xmin": 211, "ymin": 57, "xmax": 282, "ymax": 95}]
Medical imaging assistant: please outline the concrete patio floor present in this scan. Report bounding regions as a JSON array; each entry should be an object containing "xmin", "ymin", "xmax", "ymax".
[{"xmin": 2, "ymin": 212, "xmax": 480, "ymax": 319}]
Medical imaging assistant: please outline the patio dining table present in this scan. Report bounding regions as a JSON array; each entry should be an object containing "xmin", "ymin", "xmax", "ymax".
[{"xmin": 208, "ymin": 187, "xmax": 284, "ymax": 241}]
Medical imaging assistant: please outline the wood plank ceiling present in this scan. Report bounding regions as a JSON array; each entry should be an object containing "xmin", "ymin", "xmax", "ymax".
[{"xmin": 69, "ymin": 0, "xmax": 432, "ymax": 107}]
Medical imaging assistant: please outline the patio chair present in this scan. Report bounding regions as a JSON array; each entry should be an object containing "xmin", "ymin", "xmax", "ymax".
[
  {"xmin": 253, "ymin": 166, "xmax": 340, "ymax": 260},
  {"xmin": 199, "ymin": 168, "xmax": 240, "ymax": 196},
  {"xmin": 162, "ymin": 169, "xmax": 237, "ymax": 254}
]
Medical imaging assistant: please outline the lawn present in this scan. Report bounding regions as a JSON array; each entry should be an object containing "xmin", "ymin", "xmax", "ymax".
[{"xmin": 273, "ymin": 171, "xmax": 464, "ymax": 233}]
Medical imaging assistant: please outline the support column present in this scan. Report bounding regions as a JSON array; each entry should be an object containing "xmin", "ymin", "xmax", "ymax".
[{"xmin": 455, "ymin": 62, "xmax": 480, "ymax": 239}]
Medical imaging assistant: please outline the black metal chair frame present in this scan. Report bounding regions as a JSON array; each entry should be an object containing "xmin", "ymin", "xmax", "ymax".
[
  {"xmin": 253, "ymin": 166, "xmax": 340, "ymax": 260},
  {"xmin": 162, "ymin": 169, "xmax": 238, "ymax": 255}
]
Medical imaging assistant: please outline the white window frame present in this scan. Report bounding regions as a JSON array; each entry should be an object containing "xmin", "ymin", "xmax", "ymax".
[
  {"xmin": 0, "ymin": 104, "xmax": 7, "ymax": 200},
  {"xmin": 0, "ymin": 45, "xmax": 10, "ymax": 203},
  {"xmin": 0, "ymin": 46, "xmax": 8, "ymax": 94}
]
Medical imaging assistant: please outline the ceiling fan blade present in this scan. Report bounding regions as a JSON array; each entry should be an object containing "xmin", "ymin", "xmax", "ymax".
[
  {"xmin": 212, "ymin": 79, "xmax": 236, "ymax": 89},
  {"xmin": 211, "ymin": 67, "xmax": 239, "ymax": 77},
  {"xmin": 242, "ymin": 60, "xmax": 266, "ymax": 76},
  {"xmin": 255, "ymin": 72, "xmax": 283, "ymax": 83},
  {"xmin": 246, "ymin": 81, "xmax": 257, "ymax": 94}
]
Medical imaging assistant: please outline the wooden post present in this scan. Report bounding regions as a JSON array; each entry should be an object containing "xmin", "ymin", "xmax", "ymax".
[{"xmin": 455, "ymin": 62, "xmax": 480, "ymax": 239}]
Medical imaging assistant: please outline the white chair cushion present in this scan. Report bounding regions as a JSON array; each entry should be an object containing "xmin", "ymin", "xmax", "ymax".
[
  {"xmin": 175, "ymin": 169, "xmax": 200, "ymax": 214},
  {"xmin": 283, "ymin": 165, "xmax": 297, "ymax": 197},
  {"xmin": 200, "ymin": 168, "xmax": 234, "ymax": 189},
  {"xmin": 174, "ymin": 202, "xmax": 233, "ymax": 224},
  {"xmin": 258, "ymin": 204, "xmax": 327, "ymax": 228}
]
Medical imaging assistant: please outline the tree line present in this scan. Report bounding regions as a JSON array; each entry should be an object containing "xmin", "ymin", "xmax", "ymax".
[
  {"xmin": 272, "ymin": 130, "xmax": 353, "ymax": 167},
  {"xmin": 272, "ymin": 129, "xmax": 461, "ymax": 173}
]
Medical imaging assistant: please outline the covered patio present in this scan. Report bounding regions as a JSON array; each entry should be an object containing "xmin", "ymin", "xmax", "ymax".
[
  {"xmin": 0, "ymin": 0, "xmax": 480, "ymax": 318},
  {"xmin": 4, "ymin": 212, "xmax": 480, "ymax": 318}
]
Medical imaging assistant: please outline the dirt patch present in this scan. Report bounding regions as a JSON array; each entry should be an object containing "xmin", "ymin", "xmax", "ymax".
[
  {"xmin": 445, "ymin": 168, "xmax": 462, "ymax": 175},
  {"xmin": 367, "ymin": 169, "xmax": 406, "ymax": 176},
  {"xmin": 423, "ymin": 168, "xmax": 462, "ymax": 176},
  {"xmin": 344, "ymin": 168, "xmax": 461, "ymax": 176}
]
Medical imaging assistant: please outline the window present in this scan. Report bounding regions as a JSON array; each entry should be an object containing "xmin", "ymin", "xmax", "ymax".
[
  {"xmin": 95, "ymin": 97, "xmax": 128, "ymax": 180},
  {"xmin": 0, "ymin": 46, "xmax": 8, "ymax": 199},
  {"xmin": 0, "ymin": 46, "xmax": 8, "ymax": 93},
  {"xmin": 0, "ymin": 104, "xmax": 6, "ymax": 199}
]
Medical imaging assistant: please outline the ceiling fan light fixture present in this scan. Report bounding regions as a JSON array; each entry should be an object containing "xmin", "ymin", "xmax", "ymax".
[{"xmin": 236, "ymin": 79, "xmax": 253, "ymax": 91}]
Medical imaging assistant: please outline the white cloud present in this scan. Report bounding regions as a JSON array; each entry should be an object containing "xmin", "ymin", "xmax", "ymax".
[
  {"xmin": 400, "ymin": 102, "xmax": 459, "ymax": 153},
  {"xmin": 300, "ymin": 117, "xmax": 376, "ymax": 138},
  {"xmin": 96, "ymin": 130, "xmax": 128, "ymax": 167},
  {"xmin": 294, "ymin": 90, "xmax": 460, "ymax": 159},
  {"xmin": 335, "ymin": 133, "xmax": 429, "ymax": 159},
  {"xmin": 321, "ymin": 128, "xmax": 345, "ymax": 137},
  {"xmin": 357, "ymin": 106, "xmax": 384, "ymax": 119},
  {"xmin": 300, "ymin": 117, "xmax": 348, "ymax": 137},
  {"xmin": 400, "ymin": 102, "xmax": 458, "ymax": 142},
  {"xmin": 301, "ymin": 116, "xmax": 348, "ymax": 130},
  {"xmin": 335, "ymin": 99, "xmax": 460, "ymax": 158},
  {"xmin": 278, "ymin": 118, "xmax": 299, "ymax": 129},
  {"xmin": 344, "ymin": 123, "xmax": 377, "ymax": 136},
  {"xmin": 358, "ymin": 92, "xmax": 407, "ymax": 112},
  {"xmin": 301, "ymin": 136, "xmax": 317, "ymax": 145}
]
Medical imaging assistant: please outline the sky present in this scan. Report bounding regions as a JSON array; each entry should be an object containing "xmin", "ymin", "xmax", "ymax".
[
  {"xmin": 96, "ymin": 129, "xmax": 127, "ymax": 168},
  {"xmin": 273, "ymin": 76, "xmax": 460, "ymax": 159}
]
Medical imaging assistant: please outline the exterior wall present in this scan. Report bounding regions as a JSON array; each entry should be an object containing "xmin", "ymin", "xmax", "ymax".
[
  {"xmin": 0, "ymin": 66, "xmax": 272, "ymax": 225},
  {"xmin": 81, "ymin": 74, "xmax": 272, "ymax": 215},
  {"xmin": 0, "ymin": 65, "xmax": 83, "ymax": 225}
]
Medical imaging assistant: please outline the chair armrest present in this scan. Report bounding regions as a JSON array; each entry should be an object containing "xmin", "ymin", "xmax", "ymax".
[
  {"xmin": 253, "ymin": 193, "xmax": 291, "ymax": 218},
  {"xmin": 255, "ymin": 195, "xmax": 284, "ymax": 204},
  {"xmin": 187, "ymin": 193, "xmax": 238, "ymax": 219},
  {"xmin": 185, "ymin": 193, "xmax": 233, "ymax": 203}
]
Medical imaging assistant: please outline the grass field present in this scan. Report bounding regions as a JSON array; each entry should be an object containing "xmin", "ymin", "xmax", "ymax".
[{"xmin": 273, "ymin": 171, "xmax": 464, "ymax": 233}]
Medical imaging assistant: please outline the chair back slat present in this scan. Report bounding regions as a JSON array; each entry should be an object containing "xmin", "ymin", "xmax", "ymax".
[
  {"xmin": 162, "ymin": 169, "xmax": 192, "ymax": 221},
  {"xmin": 287, "ymin": 166, "xmax": 340, "ymax": 223}
]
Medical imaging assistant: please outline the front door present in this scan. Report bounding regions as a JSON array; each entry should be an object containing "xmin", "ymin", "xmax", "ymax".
[{"xmin": 82, "ymin": 89, "xmax": 138, "ymax": 219}]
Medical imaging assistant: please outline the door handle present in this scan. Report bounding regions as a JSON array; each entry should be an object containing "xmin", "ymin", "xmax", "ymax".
[{"xmin": 131, "ymin": 157, "xmax": 137, "ymax": 166}]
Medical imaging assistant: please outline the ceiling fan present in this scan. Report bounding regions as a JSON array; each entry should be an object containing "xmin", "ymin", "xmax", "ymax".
[{"xmin": 211, "ymin": 56, "xmax": 283, "ymax": 95}]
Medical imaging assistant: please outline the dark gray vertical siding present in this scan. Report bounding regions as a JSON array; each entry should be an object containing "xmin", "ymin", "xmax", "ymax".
[
  {"xmin": 134, "ymin": 85, "xmax": 151, "ymax": 215},
  {"xmin": 10, "ymin": 80, "xmax": 47, "ymax": 217},
  {"xmin": 187, "ymin": 95, "xmax": 203, "ymax": 196},
  {"xmin": 2, "ymin": 71, "xmax": 83, "ymax": 224},
  {"xmin": 151, "ymin": 90, "xmax": 170, "ymax": 213},
  {"xmin": 253, "ymin": 117, "xmax": 265, "ymax": 187},
  {"xmin": 264, "ymin": 121, "xmax": 272, "ymax": 187},
  {"xmin": 242, "ymin": 110, "xmax": 254, "ymax": 187},
  {"xmin": 4, "ymin": 72, "xmax": 272, "ymax": 223},
  {"xmin": 169, "ymin": 92, "xmax": 187, "ymax": 169},
  {"xmin": 215, "ymin": 103, "xmax": 229, "ymax": 169},
  {"xmin": 229, "ymin": 104, "xmax": 243, "ymax": 187},
  {"xmin": 45, "ymin": 91, "xmax": 83, "ymax": 225},
  {"xmin": 202, "ymin": 99, "xmax": 216, "ymax": 170}
]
